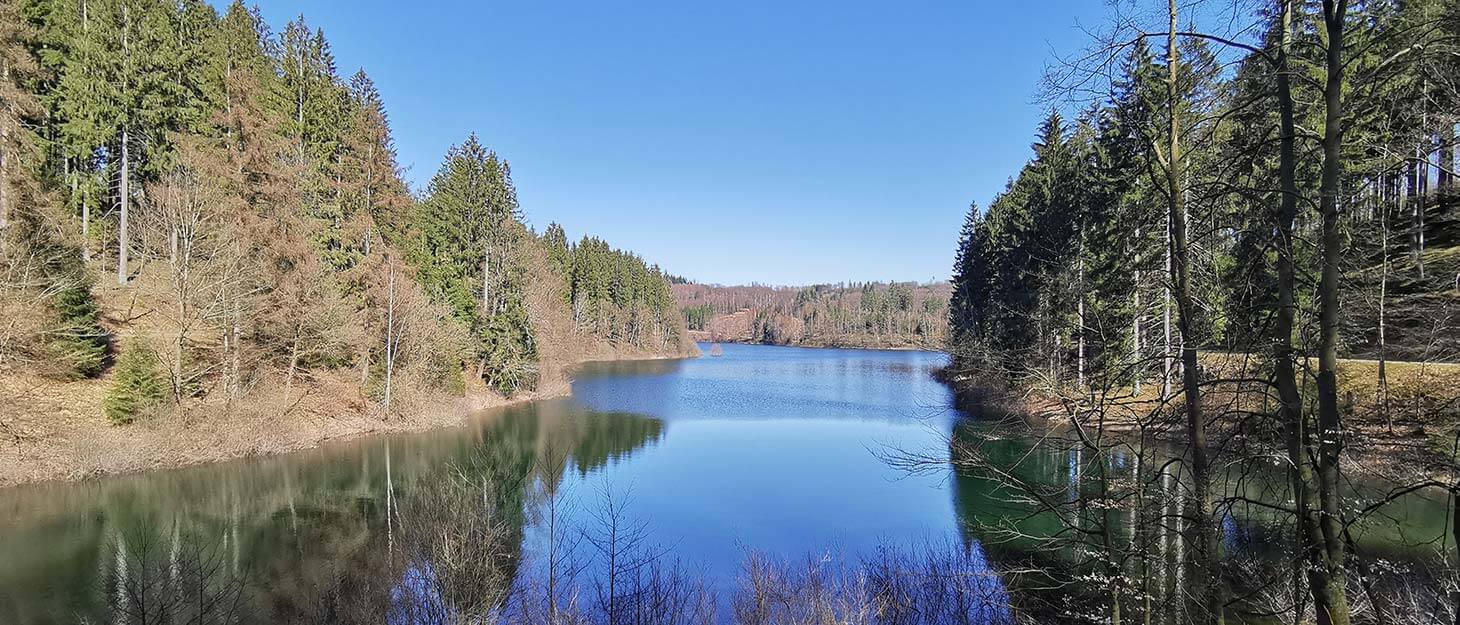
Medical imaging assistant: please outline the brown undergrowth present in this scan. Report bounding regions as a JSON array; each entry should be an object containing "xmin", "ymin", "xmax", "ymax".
[
  {"xmin": 0, "ymin": 253, "xmax": 697, "ymax": 489},
  {"xmin": 940, "ymin": 352, "xmax": 1460, "ymax": 478}
]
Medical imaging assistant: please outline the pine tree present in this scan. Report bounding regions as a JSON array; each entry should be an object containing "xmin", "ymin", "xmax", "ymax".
[
  {"xmin": 103, "ymin": 343, "xmax": 165, "ymax": 423},
  {"xmin": 411, "ymin": 134, "xmax": 537, "ymax": 394}
]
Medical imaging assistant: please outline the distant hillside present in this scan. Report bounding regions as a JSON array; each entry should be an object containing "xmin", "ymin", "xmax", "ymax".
[{"xmin": 674, "ymin": 282, "xmax": 951, "ymax": 350}]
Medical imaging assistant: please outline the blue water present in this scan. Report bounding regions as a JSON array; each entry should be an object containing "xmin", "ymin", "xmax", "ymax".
[
  {"xmin": 0, "ymin": 343, "xmax": 993, "ymax": 623},
  {"xmin": 536, "ymin": 344, "xmax": 962, "ymax": 580}
]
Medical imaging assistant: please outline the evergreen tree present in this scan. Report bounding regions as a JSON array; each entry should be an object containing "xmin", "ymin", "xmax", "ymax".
[
  {"xmin": 103, "ymin": 343, "xmax": 164, "ymax": 423},
  {"xmin": 411, "ymin": 134, "xmax": 537, "ymax": 395}
]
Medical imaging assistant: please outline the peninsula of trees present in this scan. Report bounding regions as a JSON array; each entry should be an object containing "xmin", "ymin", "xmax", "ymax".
[{"xmin": 0, "ymin": 0, "xmax": 692, "ymax": 486}]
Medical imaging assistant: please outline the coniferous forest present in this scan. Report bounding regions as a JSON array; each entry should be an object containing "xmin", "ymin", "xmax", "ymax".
[
  {"xmin": 943, "ymin": 1, "xmax": 1460, "ymax": 624},
  {"xmin": 0, "ymin": 0, "xmax": 690, "ymax": 483}
]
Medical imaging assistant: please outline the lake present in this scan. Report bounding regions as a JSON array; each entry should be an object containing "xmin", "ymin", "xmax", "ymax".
[{"xmin": 0, "ymin": 343, "xmax": 1448, "ymax": 624}]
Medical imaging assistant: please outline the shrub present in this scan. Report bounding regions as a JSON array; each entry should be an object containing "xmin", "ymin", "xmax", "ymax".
[{"xmin": 104, "ymin": 346, "xmax": 166, "ymax": 424}]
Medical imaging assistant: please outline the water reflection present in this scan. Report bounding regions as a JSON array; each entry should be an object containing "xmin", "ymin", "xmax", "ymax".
[
  {"xmin": 0, "ymin": 403, "xmax": 665, "ymax": 624},
  {"xmin": 2, "ymin": 344, "xmax": 994, "ymax": 624},
  {"xmin": 1, "ymin": 342, "xmax": 1451, "ymax": 624},
  {"xmin": 945, "ymin": 416, "xmax": 1452, "ymax": 623}
]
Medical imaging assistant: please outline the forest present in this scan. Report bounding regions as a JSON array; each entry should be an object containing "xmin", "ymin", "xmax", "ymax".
[
  {"xmin": 674, "ymin": 281, "xmax": 949, "ymax": 349},
  {"xmin": 943, "ymin": 0, "xmax": 1460, "ymax": 623},
  {"xmin": 0, "ymin": 0, "xmax": 690, "ymax": 485}
]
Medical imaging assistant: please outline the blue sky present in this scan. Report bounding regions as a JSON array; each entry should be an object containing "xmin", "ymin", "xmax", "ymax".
[{"xmin": 228, "ymin": 1, "xmax": 1106, "ymax": 285}]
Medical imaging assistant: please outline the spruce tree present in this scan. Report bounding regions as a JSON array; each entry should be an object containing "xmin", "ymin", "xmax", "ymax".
[{"xmin": 103, "ymin": 343, "xmax": 165, "ymax": 423}]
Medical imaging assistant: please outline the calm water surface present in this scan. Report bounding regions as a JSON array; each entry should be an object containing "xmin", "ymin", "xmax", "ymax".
[
  {"xmin": 0, "ymin": 344, "xmax": 984, "ymax": 623},
  {"xmin": 1, "ymin": 343, "xmax": 1448, "ymax": 623}
]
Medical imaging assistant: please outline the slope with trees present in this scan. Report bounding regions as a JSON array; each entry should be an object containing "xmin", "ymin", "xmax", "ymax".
[
  {"xmin": 943, "ymin": 1, "xmax": 1460, "ymax": 623},
  {"xmin": 0, "ymin": 0, "xmax": 693, "ymax": 487}
]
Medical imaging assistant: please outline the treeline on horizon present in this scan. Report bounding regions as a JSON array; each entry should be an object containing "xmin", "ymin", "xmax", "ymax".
[
  {"xmin": 674, "ymin": 281, "xmax": 949, "ymax": 348},
  {"xmin": 0, "ymin": 0, "xmax": 686, "ymax": 421},
  {"xmin": 943, "ymin": 0, "xmax": 1458, "ymax": 624}
]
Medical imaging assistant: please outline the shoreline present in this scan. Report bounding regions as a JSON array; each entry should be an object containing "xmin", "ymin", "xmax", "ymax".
[
  {"xmin": 934, "ymin": 356, "xmax": 1460, "ymax": 481},
  {"xmin": 692, "ymin": 337, "xmax": 945, "ymax": 353},
  {"xmin": 0, "ymin": 347, "xmax": 698, "ymax": 490}
]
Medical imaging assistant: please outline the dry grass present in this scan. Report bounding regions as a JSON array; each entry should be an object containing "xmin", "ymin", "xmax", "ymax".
[{"xmin": 952, "ymin": 350, "xmax": 1460, "ymax": 478}]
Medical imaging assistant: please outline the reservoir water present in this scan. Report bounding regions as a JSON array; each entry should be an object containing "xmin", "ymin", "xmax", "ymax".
[{"xmin": 0, "ymin": 343, "xmax": 1447, "ymax": 623}]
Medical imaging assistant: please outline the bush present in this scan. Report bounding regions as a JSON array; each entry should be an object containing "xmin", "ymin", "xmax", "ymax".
[{"xmin": 104, "ymin": 346, "xmax": 166, "ymax": 424}]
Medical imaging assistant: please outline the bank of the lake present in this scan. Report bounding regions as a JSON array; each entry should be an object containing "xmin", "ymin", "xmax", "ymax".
[
  {"xmin": 0, "ymin": 342, "xmax": 698, "ymax": 489},
  {"xmin": 936, "ymin": 351, "xmax": 1460, "ymax": 486}
]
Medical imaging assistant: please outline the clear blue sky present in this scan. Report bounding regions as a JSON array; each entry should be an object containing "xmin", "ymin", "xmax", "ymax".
[{"xmin": 228, "ymin": 1, "xmax": 1105, "ymax": 286}]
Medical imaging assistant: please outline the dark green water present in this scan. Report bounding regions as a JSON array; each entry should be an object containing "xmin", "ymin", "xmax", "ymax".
[{"xmin": 0, "ymin": 343, "xmax": 1449, "ymax": 623}]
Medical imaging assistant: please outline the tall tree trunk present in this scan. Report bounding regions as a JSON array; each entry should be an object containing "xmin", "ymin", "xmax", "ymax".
[
  {"xmin": 1078, "ymin": 250, "xmax": 1087, "ymax": 390},
  {"xmin": 1311, "ymin": 2, "xmax": 1353, "ymax": 623},
  {"xmin": 1439, "ymin": 125, "xmax": 1455, "ymax": 191},
  {"xmin": 383, "ymin": 262, "xmax": 396, "ymax": 414},
  {"xmin": 1163, "ymin": 208, "xmax": 1172, "ymax": 400},
  {"xmin": 1418, "ymin": 143, "xmax": 1428, "ymax": 279},
  {"xmin": 1133, "ymin": 226, "xmax": 1143, "ymax": 396},
  {"xmin": 1274, "ymin": 7, "xmax": 1324, "ymax": 625},
  {"xmin": 286, "ymin": 320, "xmax": 302, "ymax": 389},
  {"xmin": 118, "ymin": 126, "xmax": 130, "ymax": 285},
  {"xmin": 1378, "ymin": 212, "xmax": 1390, "ymax": 430},
  {"xmin": 1164, "ymin": 3, "xmax": 1222, "ymax": 623},
  {"xmin": 1407, "ymin": 155, "xmax": 1421, "ymax": 273},
  {"xmin": 80, "ymin": 175, "xmax": 92, "ymax": 262}
]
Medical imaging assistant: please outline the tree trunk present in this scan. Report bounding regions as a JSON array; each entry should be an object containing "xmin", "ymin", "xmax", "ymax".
[
  {"xmin": 1379, "ymin": 212, "xmax": 1390, "ymax": 430},
  {"xmin": 1078, "ymin": 252, "xmax": 1086, "ymax": 390},
  {"xmin": 1162, "ymin": 207, "xmax": 1172, "ymax": 400},
  {"xmin": 1164, "ymin": 3, "xmax": 1222, "ymax": 623},
  {"xmin": 286, "ymin": 320, "xmax": 302, "ymax": 389},
  {"xmin": 1133, "ymin": 226, "xmax": 1143, "ymax": 396},
  {"xmin": 1407, "ymin": 154, "xmax": 1423, "ymax": 278},
  {"xmin": 383, "ymin": 262, "xmax": 396, "ymax": 414},
  {"xmin": 1274, "ymin": 8, "xmax": 1324, "ymax": 625},
  {"xmin": 1440, "ymin": 125, "xmax": 1455, "ymax": 191},
  {"xmin": 1418, "ymin": 143, "xmax": 1428, "ymax": 280},
  {"xmin": 118, "ymin": 126, "xmax": 130, "ymax": 285},
  {"xmin": 80, "ymin": 175, "xmax": 92, "ymax": 262},
  {"xmin": 1311, "ymin": 2, "xmax": 1353, "ymax": 623}
]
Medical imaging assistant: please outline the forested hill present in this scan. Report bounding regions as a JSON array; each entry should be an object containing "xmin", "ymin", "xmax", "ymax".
[
  {"xmin": 937, "ymin": 4, "xmax": 1459, "ymax": 624},
  {"xmin": 947, "ymin": 7, "xmax": 1460, "ymax": 381},
  {"xmin": 0, "ymin": 0, "xmax": 690, "ymax": 484},
  {"xmin": 674, "ymin": 282, "xmax": 950, "ymax": 349}
]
